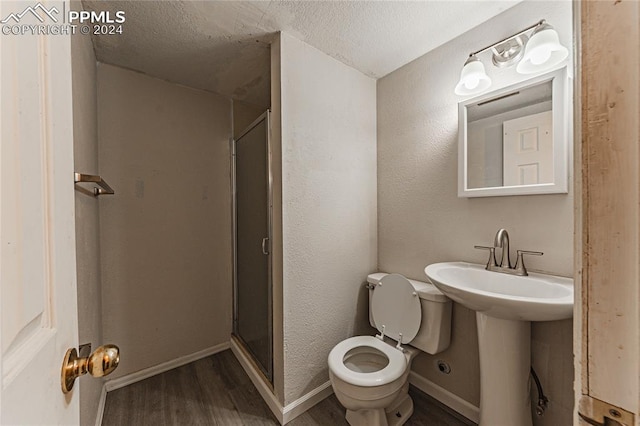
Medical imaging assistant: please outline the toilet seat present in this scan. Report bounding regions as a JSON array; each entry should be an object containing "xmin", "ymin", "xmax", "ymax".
[
  {"xmin": 328, "ymin": 336, "xmax": 406, "ymax": 387},
  {"xmin": 372, "ymin": 274, "xmax": 421, "ymax": 344}
]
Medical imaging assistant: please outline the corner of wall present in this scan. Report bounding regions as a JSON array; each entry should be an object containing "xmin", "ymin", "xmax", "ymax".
[{"xmin": 270, "ymin": 31, "xmax": 285, "ymax": 407}]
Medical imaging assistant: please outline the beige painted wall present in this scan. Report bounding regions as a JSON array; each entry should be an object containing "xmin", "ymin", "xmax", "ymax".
[
  {"xmin": 377, "ymin": 2, "xmax": 573, "ymax": 424},
  {"xmin": 279, "ymin": 32, "xmax": 378, "ymax": 405},
  {"xmin": 233, "ymin": 99, "xmax": 265, "ymax": 139},
  {"xmin": 71, "ymin": 15, "xmax": 102, "ymax": 426},
  {"xmin": 97, "ymin": 64, "xmax": 233, "ymax": 379}
]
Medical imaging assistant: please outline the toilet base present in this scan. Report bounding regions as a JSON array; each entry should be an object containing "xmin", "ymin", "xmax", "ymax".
[{"xmin": 345, "ymin": 394, "xmax": 414, "ymax": 426}]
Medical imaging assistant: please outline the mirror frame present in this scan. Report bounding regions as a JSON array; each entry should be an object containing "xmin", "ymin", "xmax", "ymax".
[{"xmin": 457, "ymin": 67, "xmax": 569, "ymax": 197}]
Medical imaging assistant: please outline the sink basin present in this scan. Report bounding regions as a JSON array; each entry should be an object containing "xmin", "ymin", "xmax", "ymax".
[
  {"xmin": 424, "ymin": 261, "xmax": 573, "ymax": 321},
  {"xmin": 424, "ymin": 261, "xmax": 574, "ymax": 426}
]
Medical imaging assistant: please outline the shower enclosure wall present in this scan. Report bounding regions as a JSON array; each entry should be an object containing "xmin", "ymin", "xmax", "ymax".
[{"xmin": 232, "ymin": 111, "xmax": 273, "ymax": 382}]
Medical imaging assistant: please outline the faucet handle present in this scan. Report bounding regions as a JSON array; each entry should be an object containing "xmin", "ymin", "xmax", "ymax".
[
  {"xmin": 474, "ymin": 245, "xmax": 497, "ymax": 269},
  {"xmin": 515, "ymin": 250, "xmax": 543, "ymax": 276},
  {"xmin": 517, "ymin": 250, "xmax": 543, "ymax": 256}
]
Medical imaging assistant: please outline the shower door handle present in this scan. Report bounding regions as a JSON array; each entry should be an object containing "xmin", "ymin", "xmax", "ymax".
[{"xmin": 261, "ymin": 237, "xmax": 269, "ymax": 255}]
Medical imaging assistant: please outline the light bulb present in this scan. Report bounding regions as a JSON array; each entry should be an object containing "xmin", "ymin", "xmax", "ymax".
[
  {"xmin": 517, "ymin": 22, "xmax": 568, "ymax": 74},
  {"xmin": 455, "ymin": 55, "xmax": 491, "ymax": 96},
  {"xmin": 465, "ymin": 76, "xmax": 480, "ymax": 90},
  {"xmin": 530, "ymin": 48, "xmax": 552, "ymax": 65}
]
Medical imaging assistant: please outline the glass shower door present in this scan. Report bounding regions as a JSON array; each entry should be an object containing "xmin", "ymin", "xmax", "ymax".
[{"xmin": 232, "ymin": 111, "xmax": 272, "ymax": 382}]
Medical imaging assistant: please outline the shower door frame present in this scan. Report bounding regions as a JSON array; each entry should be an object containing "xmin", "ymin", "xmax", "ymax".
[{"xmin": 231, "ymin": 110, "xmax": 274, "ymax": 384}]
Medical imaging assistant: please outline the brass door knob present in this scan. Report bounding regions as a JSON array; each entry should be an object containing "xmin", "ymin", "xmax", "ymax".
[
  {"xmin": 61, "ymin": 344, "xmax": 120, "ymax": 394},
  {"xmin": 87, "ymin": 344, "xmax": 119, "ymax": 377}
]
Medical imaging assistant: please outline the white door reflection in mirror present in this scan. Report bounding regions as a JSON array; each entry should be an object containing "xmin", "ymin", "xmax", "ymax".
[{"xmin": 503, "ymin": 110, "xmax": 553, "ymax": 186}]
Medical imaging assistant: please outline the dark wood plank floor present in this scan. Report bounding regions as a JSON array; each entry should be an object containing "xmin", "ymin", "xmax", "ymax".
[{"xmin": 102, "ymin": 350, "xmax": 474, "ymax": 426}]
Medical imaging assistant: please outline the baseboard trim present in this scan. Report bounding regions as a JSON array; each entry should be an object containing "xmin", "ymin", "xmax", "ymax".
[
  {"xmin": 104, "ymin": 342, "xmax": 230, "ymax": 392},
  {"xmin": 409, "ymin": 371, "xmax": 479, "ymax": 424},
  {"xmin": 230, "ymin": 337, "xmax": 284, "ymax": 423},
  {"xmin": 94, "ymin": 383, "xmax": 107, "ymax": 426},
  {"xmin": 229, "ymin": 338, "xmax": 333, "ymax": 425},
  {"xmin": 282, "ymin": 380, "xmax": 333, "ymax": 424}
]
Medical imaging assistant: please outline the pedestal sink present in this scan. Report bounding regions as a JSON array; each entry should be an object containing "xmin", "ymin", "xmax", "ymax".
[{"xmin": 424, "ymin": 262, "xmax": 573, "ymax": 426}]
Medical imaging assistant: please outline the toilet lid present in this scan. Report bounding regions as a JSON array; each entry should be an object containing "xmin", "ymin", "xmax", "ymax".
[{"xmin": 371, "ymin": 274, "xmax": 421, "ymax": 344}]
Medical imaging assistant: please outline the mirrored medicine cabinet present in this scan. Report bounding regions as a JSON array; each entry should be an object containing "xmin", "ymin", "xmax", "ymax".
[{"xmin": 458, "ymin": 67, "xmax": 569, "ymax": 197}]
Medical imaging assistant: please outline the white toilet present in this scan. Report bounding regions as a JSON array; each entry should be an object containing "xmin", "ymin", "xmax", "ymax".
[{"xmin": 328, "ymin": 272, "xmax": 452, "ymax": 426}]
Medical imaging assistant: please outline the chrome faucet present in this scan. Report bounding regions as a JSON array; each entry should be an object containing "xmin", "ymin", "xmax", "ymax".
[
  {"xmin": 474, "ymin": 229, "xmax": 543, "ymax": 276},
  {"xmin": 494, "ymin": 228, "xmax": 511, "ymax": 268}
]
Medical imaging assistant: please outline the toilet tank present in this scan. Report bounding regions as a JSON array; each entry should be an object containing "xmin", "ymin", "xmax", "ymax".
[{"xmin": 367, "ymin": 273, "xmax": 452, "ymax": 354}]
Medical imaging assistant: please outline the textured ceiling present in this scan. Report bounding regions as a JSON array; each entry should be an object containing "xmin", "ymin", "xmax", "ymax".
[{"xmin": 85, "ymin": 1, "xmax": 522, "ymax": 108}]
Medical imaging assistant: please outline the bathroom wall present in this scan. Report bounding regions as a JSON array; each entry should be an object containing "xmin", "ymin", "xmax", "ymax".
[
  {"xmin": 233, "ymin": 100, "xmax": 266, "ymax": 139},
  {"xmin": 97, "ymin": 64, "xmax": 233, "ymax": 379},
  {"xmin": 278, "ymin": 32, "xmax": 378, "ymax": 405},
  {"xmin": 377, "ymin": 2, "xmax": 573, "ymax": 425},
  {"xmin": 70, "ymin": 10, "xmax": 102, "ymax": 425}
]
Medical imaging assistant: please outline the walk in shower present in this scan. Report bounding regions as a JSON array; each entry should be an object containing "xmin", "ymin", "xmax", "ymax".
[{"xmin": 232, "ymin": 111, "xmax": 273, "ymax": 382}]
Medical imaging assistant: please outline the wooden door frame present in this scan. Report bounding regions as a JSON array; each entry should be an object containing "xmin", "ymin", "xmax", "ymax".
[{"xmin": 575, "ymin": 1, "xmax": 640, "ymax": 424}]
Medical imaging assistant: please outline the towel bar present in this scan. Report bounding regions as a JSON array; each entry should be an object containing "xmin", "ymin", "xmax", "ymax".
[{"xmin": 74, "ymin": 173, "xmax": 115, "ymax": 196}]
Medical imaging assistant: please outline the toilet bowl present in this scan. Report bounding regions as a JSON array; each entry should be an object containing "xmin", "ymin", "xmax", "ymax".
[
  {"xmin": 328, "ymin": 273, "xmax": 452, "ymax": 426},
  {"xmin": 329, "ymin": 335, "xmax": 419, "ymax": 425}
]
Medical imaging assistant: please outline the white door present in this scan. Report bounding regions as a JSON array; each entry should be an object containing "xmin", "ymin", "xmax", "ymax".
[
  {"xmin": 0, "ymin": 0, "xmax": 80, "ymax": 424},
  {"xmin": 503, "ymin": 110, "xmax": 553, "ymax": 186}
]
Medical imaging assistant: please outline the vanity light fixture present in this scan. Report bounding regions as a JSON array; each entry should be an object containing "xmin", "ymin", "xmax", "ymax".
[
  {"xmin": 454, "ymin": 20, "xmax": 568, "ymax": 96},
  {"xmin": 516, "ymin": 21, "xmax": 569, "ymax": 74},
  {"xmin": 454, "ymin": 55, "xmax": 492, "ymax": 96}
]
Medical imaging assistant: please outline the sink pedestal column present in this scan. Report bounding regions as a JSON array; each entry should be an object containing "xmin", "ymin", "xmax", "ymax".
[{"xmin": 476, "ymin": 312, "xmax": 532, "ymax": 426}]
